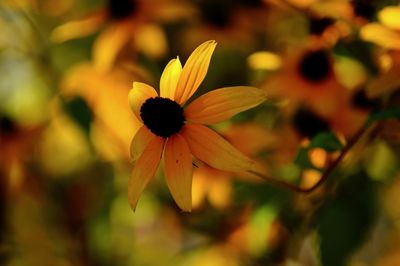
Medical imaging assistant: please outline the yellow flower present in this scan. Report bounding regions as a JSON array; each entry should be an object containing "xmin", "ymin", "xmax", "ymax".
[
  {"xmin": 360, "ymin": 6, "xmax": 400, "ymax": 50},
  {"xmin": 51, "ymin": 0, "xmax": 193, "ymax": 71},
  {"xmin": 128, "ymin": 40, "xmax": 266, "ymax": 212},
  {"xmin": 62, "ymin": 62, "xmax": 144, "ymax": 161},
  {"xmin": 180, "ymin": 0, "xmax": 268, "ymax": 51}
]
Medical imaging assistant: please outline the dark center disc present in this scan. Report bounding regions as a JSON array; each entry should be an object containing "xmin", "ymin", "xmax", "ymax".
[
  {"xmin": 198, "ymin": 0, "xmax": 233, "ymax": 28},
  {"xmin": 140, "ymin": 97, "xmax": 185, "ymax": 138},
  {"xmin": 292, "ymin": 108, "xmax": 330, "ymax": 138},
  {"xmin": 298, "ymin": 49, "xmax": 332, "ymax": 83},
  {"xmin": 309, "ymin": 17, "xmax": 335, "ymax": 35},
  {"xmin": 108, "ymin": 0, "xmax": 137, "ymax": 20}
]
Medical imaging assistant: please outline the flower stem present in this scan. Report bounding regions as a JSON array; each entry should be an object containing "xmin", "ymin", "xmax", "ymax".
[{"xmin": 249, "ymin": 122, "xmax": 372, "ymax": 193}]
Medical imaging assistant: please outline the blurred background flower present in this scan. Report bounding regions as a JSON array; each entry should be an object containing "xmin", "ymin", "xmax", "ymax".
[{"xmin": 1, "ymin": 0, "xmax": 400, "ymax": 265}]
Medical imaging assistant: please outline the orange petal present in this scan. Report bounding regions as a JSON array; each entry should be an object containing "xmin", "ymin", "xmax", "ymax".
[
  {"xmin": 130, "ymin": 125, "xmax": 156, "ymax": 161},
  {"xmin": 164, "ymin": 134, "xmax": 193, "ymax": 211},
  {"xmin": 51, "ymin": 12, "xmax": 105, "ymax": 43},
  {"xmin": 160, "ymin": 57, "xmax": 182, "ymax": 100},
  {"xmin": 128, "ymin": 82, "xmax": 158, "ymax": 122},
  {"xmin": 185, "ymin": 86, "xmax": 266, "ymax": 124},
  {"xmin": 128, "ymin": 137, "xmax": 165, "ymax": 211},
  {"xmin": 174, "ymin": 40, "xmax": 217, "ymax": 105},
  {"xmin": 181, "ymin": 124, "xmax": 255, "ymax": 174},
  {"xmin": 93, "ymin": 23, "xmax": 131, "ymax": 71},
  {"xmin": 379, "ymin": 6, "xmax": 400, "ymax": 30},
  {"xmin": 360, "ymin": 23, "xmax": 400, "ymax": 49},
  {"xmin": 134, "ymin": 23, "xmax": 168, "ymax": 59}
]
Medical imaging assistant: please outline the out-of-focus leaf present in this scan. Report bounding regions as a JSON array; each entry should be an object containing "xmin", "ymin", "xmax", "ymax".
[
  {"xmin": 63, "ymin": 96, "xmax": 93, "ymax": 134},
  {"xmin": 317, "ymin": 172, "xmax": 377, "ymax": 266},
  {"xmin": 234, "ymin": 180, "xmax": 291, "ymax": 208},
  {"xmin": 367, "ymin": 107, "xmax": 400, "ymax": 125},
  {"xmin": 334, "ymin": 39, "xmax": 378, "ymax": 75},
  {"xmin": 365, "ymin": 141, "xmax": 398, "ymax": 181},
  {"xmin": 274, "ymin": 163, "xmax": 301, "ymax": 182},
  {"xmin": 201, "ymin": 49, "xmax": 248, "ymax": 92},
  {"xmin": 309, "ymin": 132, "xmax": 343, "ymax": 152},
  {"xmin": 248, "ymin": 204, "xmax": 278, "ymax": 256},
  {"xmin": 50, "ymin": 36, "xmax": 94, "ymax": 72}
]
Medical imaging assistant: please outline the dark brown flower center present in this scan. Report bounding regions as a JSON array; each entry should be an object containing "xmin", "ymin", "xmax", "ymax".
[
  {"xmin": 298, "ymin": 50, "xmax": 332, "ymax": 83},
  {"xmin": 108, "ymin": 0, "xmax": 137, "ymax": 20},
  {"xmin": 0, "ymin": 116, "xmax": 17, "ymax": 136},
  {"xmin": 140, "ymin": 97, "xmax": 185, "ymax": 138},
  {"xmin": 198, "ymin": 0, "xmax": 233, "ymax": 28},
  {"xmin": 351, "ymin": 0, "xmax": 376, "ymax": 19},
  {"xmin": 237, "ymin": 0, "xmax": 264, "ymax": 7},
  {"xmin": 309, "ymin": 17, "xmax": 334, "ymax": 35},
  {"xmin": 292, "ymin": 108, "xmax": 330, "ymax": 138},
  {"xmin": 351, "ymin": 89, "xmax": 381, "ymax": 110}
]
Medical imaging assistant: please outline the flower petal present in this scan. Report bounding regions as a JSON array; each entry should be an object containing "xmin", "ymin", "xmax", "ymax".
[
  {"xmin": 185, "ymin": 86, "xmax": 266, "ymax": 124},
  {"xmin": 134, "ymin": 23, "xmax": 168, "ymax": 59},
  {"xmin": 160, "ymin": 57, "xmax": 182, "ymax": 100},
  {"xmin": 130, "ymin": 125, "xmax": 156, "ymax": 161},
  {"xmin": 128, "ymin": 137, "xmax": 164, "ymax": 211},
  {"xmin": 181, "ymin": 124, "xmax": 255, "ymax": 174},
  {"xmin": 164, "ymin": 134, "xmax": 193, "ymax": 212},
  {"xmin": 174, "ymin": 40, "xmax": 217, "ymax": 105},
  {"xmin": 128, "ymin": 82, "xmax": 158, "ymax": 122},
  {"xmin": 51, "ymin": 12, "xmax": 105, "ymax": 43},
  {"xmin": 93, "ymin": 23, "xmax": 131, "ymax": 71},
  {"xmin": 360, "ymin": 23, "xmax": 400, "ymax": 49},
  {"xmin": 379, "ymin": 6, "xmax": 400, "ymax": 30}
]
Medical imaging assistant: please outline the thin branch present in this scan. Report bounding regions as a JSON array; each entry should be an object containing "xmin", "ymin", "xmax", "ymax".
[{"xmin": 248, "ymin": 122, "xmax": 372, "ymax": 193}]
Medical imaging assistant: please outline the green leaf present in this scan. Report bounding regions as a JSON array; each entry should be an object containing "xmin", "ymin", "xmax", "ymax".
[
  {"xmin": 317, "ymin": 172, "xmax": 377, "ymax": 266},
  {"xmin": 365, "ymin": 141, "xmax": 398, "ymax": 181},
  {"xmin": 367, "ymin": 107, "xmax": 400, "ymax": 125},
  {"xmin": 234, "ymin": 180, "xmax": 291, "ymax": 207},
  {"xmin": 63, "ymin": 96, "xmax": 93, "ymax": 134},
  {"xmin": 310, "ymin": 132, "xmax": 343, "ymax": 152}
]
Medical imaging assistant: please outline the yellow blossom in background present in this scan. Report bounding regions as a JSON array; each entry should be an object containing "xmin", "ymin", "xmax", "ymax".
[
  {"xmin": 259, "ymin": 44, "xmax": 369, "ymax": 136},
  {"xmin": 260, "ymin": 45, "xmax": 347, "ymax": 116},
  {"xmin": 128, "ymin": 40, "xmax": 266, "ymax": 211},
  {"xmin": 361, "ymin": 6, "xmax": 400, "ymax": 50},
  {"xmin": 62, "ymin": 62, "xmax": 144, "ymax": 161},
  {"xmin": 51, "ymin": 0, "xmax": 194, "ymax": 71},
  {"xmin": 180, "ymin": 0, "xmax": 268, "ymax": 52},
  {"xmin": 38, "ymin": 100, "xmax": 92, "ymax": 176},
  {"xmin": 360, "ymin": 6, "xmax": 400, "ymax": 98}
]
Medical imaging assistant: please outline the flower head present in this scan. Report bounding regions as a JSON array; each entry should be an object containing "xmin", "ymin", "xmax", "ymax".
[{"xmin": 128, "ymin": 40, "xmax": 266, "ymax": 211}]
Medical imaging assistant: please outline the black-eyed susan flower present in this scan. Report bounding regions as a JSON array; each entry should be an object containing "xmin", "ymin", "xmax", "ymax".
[
  {"xmin": 359, "ymin": 7, "xmax": 400, "ymax": 100},
  {"xmin": 260, "ymin": 45, "xmax": 346, "ymax": 116},
  {"xmin": 52, "ymin": 0, "xmax": 193, "ymax": 71},
  {"xmin": 181, "ymin": 0, "xmax": 267, "ymax": 51},
  {"xmin": 265, "ymin": 0, "xmax": 352, "ymax": 47},
  {"xmin": 257, "ymin": 43, "xmax": 369, "ymax": 136},
  {"xmin": 128, "ymin": 40, "xmax": 266, "ymax": 211}
]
